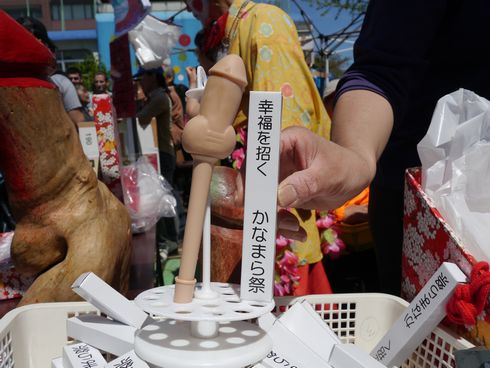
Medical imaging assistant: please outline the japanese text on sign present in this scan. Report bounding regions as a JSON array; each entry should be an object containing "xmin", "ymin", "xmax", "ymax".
[
  {"xmin": 265, "ymin": 350, "xmax": 299, "ymax": 368},
  {"xmin": 114, "ymin": 356, "xmax": 135, "ymax": 368},
  {"xmin": 71, "ymin": 344, "xmax": 101, "ymax": 368},
  {"xmin": 248, "ymin": 210, "xmax": 269, "ymax": 293},
  {"xmin": 256, "ymin": 99, "xmax": 274, "ymax": 176},
  {"xmin": 403, "ymin": 272, "xmax": 449, "ymax": 328},
  {"xmin": 241, "ymin": 91, "xmax": 282, "ymax": 302},
  {"xmin": 373, "ymin": 340, "xmax": 391, "ymax": 362}
]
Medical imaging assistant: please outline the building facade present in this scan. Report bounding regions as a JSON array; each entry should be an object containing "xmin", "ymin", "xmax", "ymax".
[{"xmin": 1, "ymin": 0, "xmax": 188, "ymax": 72}]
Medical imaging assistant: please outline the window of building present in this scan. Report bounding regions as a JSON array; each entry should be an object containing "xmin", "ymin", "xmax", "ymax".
[
  {"xmin": 50, "ymin": 1, "xmax": 94, "ymax": 21},
  {"xmin": 1, "ymin": 6, "xmax": 43, "ymax": 20},
  {"xmin": 56, "ymin": 49, "xmax": 92, "ymax": 72}
]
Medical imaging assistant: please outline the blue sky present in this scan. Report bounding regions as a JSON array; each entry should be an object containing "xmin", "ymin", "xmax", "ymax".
[{"xmin": 262, "ymin": 0, "xmax": 361, "ymax": 62}]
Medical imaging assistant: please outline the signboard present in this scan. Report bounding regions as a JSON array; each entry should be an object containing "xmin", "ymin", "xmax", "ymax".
[
  {"xmin": 371, "ymin": 262, "xmax": 466, "ymax": 367},
  {"xmin": 78, "ymin": 121, "xmax": 99, "ymax": 174},
  {"xmin": 240, "ymin": 91, "xmax": 282, "ymax": 302}
]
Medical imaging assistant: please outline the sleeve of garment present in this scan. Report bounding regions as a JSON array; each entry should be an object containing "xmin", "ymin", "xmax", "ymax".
[
  {"xmin": 51, "ymin": 74, "xmax": 82, "ymax": 112},
  {"xmin": 249, "ymin": 6, "xmax": 330, "ymax": 139},
  {"xmin": 136, "ymin": 91, "xmax": 169, "ymax": 127},
  {"xmin": 340, "ymin": 0, "xmax": 449, "ymax": 126},
  {"xmin": 169, "ymin": 86, "xmax": 184, "ymax": 129}
]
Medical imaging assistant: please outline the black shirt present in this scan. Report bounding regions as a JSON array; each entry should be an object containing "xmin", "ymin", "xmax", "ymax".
[{"xmin": 340, "ymin": 0, "xmax": 490, "ymax": 189}]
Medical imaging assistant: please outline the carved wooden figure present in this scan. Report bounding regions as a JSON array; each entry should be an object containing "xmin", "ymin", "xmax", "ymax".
[{"xmin": 0, "ymin": 11, "xmax": 131, "ymax": 305}]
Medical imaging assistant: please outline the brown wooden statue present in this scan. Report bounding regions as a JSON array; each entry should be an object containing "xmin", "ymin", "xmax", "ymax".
[{"xmin": 0, "ymin": 11, "xmax": 131, "ymax": 305}]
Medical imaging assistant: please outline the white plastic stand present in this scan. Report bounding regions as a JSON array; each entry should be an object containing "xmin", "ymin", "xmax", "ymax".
[
  {"xmin": 133, "ymin": 91, "xmax": 274, "ymax": 365},
  {"xmin": 134, "ymin": 279, "xmax": 273, "ymax": 367}
]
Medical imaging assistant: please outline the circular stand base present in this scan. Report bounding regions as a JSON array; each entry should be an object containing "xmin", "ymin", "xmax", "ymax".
[
  {"xmin": 135, "ymin": 319, "xmax": 272, "ymax": 368},
  {"xmin": 135, "ymin": 283, "xmax": 275, "ymax": 322}
]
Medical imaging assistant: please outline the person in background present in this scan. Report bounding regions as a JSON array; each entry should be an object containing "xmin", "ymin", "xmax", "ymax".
[
  {"xmin": 93, "ymin": 71, "xmax": 110, "ymax": 95},
  {"xmin": 16, "ymin": 16, "xmax": 84, "ymax": 127},
  {"xmin": 165, "ymin": 68, "xmax": 188, "ymax": 115},
  {"xmin": 186, "ymin": 0, "xmax": 332, "ymax": 296},
  {"xmin": 278, "ymin": 0, "xmax": 490, "ymax": 296},
  {"xmin": 183, "ymin": 30, "xmax": 218, "ymax": 120},
  {"xmin": 76, "ymin": 84, "xmax": 93, "ymax": 121},
  {"xmin": 184, "ymin": 66, "xmax": 200, "ymax": 119},
  {"xmin": 134, "ymin": 67, "xmax": 180, "ymax": 265},
  {"xmin": 67, "ymin": 67, "xmax": 83, "ymax": 86}
]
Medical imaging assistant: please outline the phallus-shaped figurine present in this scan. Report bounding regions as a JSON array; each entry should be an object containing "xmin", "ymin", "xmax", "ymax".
[
  {"xmin": 174, "ymin": 54, "xmax": 247, "ymax": 303},
  {"xmin": 0, "ymin": 11, "xmax": 131, "ymax": 305}
]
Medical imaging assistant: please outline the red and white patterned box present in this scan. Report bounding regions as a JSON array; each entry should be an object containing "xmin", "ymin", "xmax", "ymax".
[
  {"xmin": 92, "ymin": 94, "xmax": 123, "ymax": 202},
  {"xmin": 402, "ymin": 167, "xmax": 490, "ymax": 345}
]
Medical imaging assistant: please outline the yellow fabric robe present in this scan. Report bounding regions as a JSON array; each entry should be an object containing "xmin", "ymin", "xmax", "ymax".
[{"xmin": 225, "ymin": 0, "xmax": 331, "ymax": 264}]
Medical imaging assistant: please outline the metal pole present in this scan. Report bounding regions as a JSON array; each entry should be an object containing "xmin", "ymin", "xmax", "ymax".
[
  {"xmin": 26, "ymin": 0, "xmax": 31, "ymax": 16},
  {"xmin": 325, "ymin": 56, "xmax": 329, "ymax": 86},
  {"xmin": 60, "ymin": 0, "xmax": 65, "ymax": 31}
]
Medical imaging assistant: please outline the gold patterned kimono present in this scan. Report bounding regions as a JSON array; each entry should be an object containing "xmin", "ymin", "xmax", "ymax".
[{"xmin": 225, "ymin": 0, "xmax": 331, "ymax": 265}]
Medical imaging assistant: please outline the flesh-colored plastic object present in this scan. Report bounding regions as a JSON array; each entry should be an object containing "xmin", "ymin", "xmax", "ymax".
[{"xmin": 174, "ymin": 54, "xmax": 247, "ymax": 303}]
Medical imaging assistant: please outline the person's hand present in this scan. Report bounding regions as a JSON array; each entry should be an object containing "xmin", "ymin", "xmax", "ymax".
[
  {"xmin": 278, "ymin": 126, "xmax": 374, "ymax": 211},
  {"xmin": 209, "ymin": 166, "xmax": 306, "ymax": 241},
  {"xmin": 186, "ymin": 66, "xmax": 197, "ymax": 88}
]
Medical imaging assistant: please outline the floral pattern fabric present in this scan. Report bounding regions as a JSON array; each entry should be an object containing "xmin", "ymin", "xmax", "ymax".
[
  {"xmin": 93, "ymin": 94, "xmax": 123, "ymax": 201},
  {"xmin": 402, "ymin": 167, "xmax": 490, "ymax": 346},
  {"xmin": 225, "ymin": 0, "xmax": 331, "ymax": 266}
]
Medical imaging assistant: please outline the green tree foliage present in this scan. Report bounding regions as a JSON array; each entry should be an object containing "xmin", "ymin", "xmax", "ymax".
[
  {"xmin": 74, "ymin": 54, "xmax": 108, "ymax": 91},
  {"xmin": 308, "ymin": 0, "xmax": 367, "ymax": 17},
  {"xmin": 310, "ymin": 52, "xmax": 351, "ymax": 78},
  {"xmin": 327, "ymin": 53, "xmax": 351, "ymax": 78}
]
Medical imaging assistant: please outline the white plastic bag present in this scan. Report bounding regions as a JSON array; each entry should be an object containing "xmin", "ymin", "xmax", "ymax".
[
  {"xmin": 0, "ymin": 231, "xmax": 13, "ymax": 266},
  {"xmin": 121, "ymin": 156, "xmax": 176, "ymax": 234},
  {"xmin": 417, "ymin": 88, "xmax": 490, "ymax": 262},
  {"xmin": 128, "ymin": 15, "xmax": 180, "ymax": 69},
  {"xmin": 185, "ymin": 66, "xmax": 208, "ymax": 101}
]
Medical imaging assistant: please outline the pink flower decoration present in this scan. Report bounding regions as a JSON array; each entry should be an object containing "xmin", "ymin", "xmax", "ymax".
[
  {"xmin": 276, "ymin": 235, "xmax": 292, "ymax": 250},
  {"xmin": 321, "ymin": 238, "xmax": 346, "ymax": 259},
  {"xmin": 238, "ymin": 127, "xmax": 247, "ymax": 145},
  {"xmin": 316, "ymin": 214, "xmax": 335, "ymax": 229},
  {"xmin": 274, "ymin": 235, "xmax": 300, "ymax": 297},
  {"xmin": 278, "ymin": 250, "xmax": 299, "ymax": 275},
  {"xmin": 274, "ymin": 283, "xmax": 285, "ymax": 296},
  {"xmin": 231, "ymin": 147, "xmax": 245, "ymax": 169}
]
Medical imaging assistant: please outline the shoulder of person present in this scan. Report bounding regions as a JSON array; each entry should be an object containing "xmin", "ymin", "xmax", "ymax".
[{"xmin": 50, "ymin": 73, "xmax": 72, "ymax": 89}]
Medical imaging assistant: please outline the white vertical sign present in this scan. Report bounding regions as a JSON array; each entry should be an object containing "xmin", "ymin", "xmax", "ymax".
[
  {"xmin": 240, "ymin": 91, "xmax": 282, "ymax": 302},
  {"xmin": 78, "ymin": 122, "xmax": 99, "ymax": 160},
  {"xmin": 370, "ymin": 262, "xmax": 467, "ymax": 367}
]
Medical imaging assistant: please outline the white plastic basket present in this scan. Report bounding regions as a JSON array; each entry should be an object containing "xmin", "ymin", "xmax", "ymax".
[
  {"xmin": 274, "ymin": 293, "xmax": 474, "ymax": 368},
  {"xmin": 0, "ymin": 293, "xmax": 473, "ymax": 367}
]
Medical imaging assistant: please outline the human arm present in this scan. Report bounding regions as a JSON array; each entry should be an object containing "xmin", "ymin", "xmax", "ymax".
[
  {"xmin": 50, "ymin": 74, "xmax": 85, "ymax": 125},
  {"xmin": 185, "ymin": 66, "xmax": 201, "ymax": 118},
  {"xmin": 277, "ymin": 0, "xmax": 450, "ymax": 210},
  {"xmin": 67, "ymin": 108, "xmax": 85, "ymax": 124},
  {"xmin": 136, "ymin": 91, "xmax": 169, "ymax": 128},
  {"xmin": 277, "ymin": 90, "xmax": 393, "ymax": 210}
]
